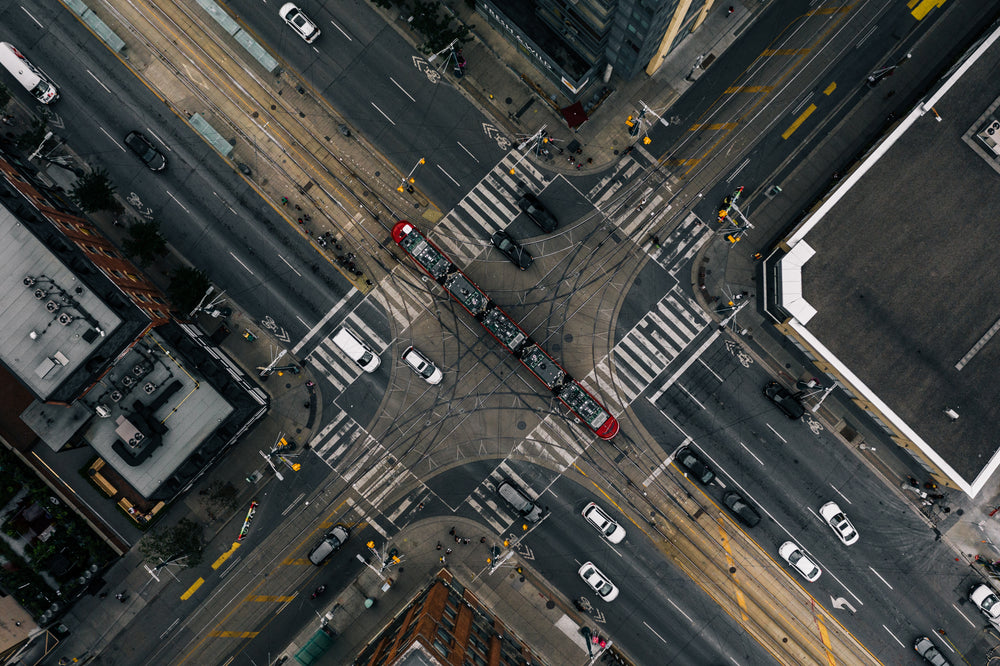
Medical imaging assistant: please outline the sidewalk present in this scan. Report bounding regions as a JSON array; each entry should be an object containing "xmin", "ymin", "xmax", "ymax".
[{"xmin": 279, "ymin": 517, "xmax": 604, "ymax": 665}]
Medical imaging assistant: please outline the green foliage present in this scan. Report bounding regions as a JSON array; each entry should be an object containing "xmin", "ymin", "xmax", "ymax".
[
  {"xmin": 167, "ymin": 266, "xmax": 211, "ymax": 314},
  {"xmin": 199, "ymin": 480, "xmax": 239, "ymax": 520},
  {"xmin": 15, "ymin": 118, "xmax": 48, "ymax": 152},
  {"xmin": 138, "ymin": 517, "xmax": 204, "ymax": 568},
  {"xmin": 70, "ymin": 167, "xmax": 118, "ymax": 212},
  {"xmin": 409, "ymin": 1, "xmax": 471, "ymax": 54},
  {"xmin": 0, "ymin": 84, "xmax": 11, "ymax": 108},
  {"xmin": 122, "ymin": 219, "xmax": 167, "ymax": 267}
]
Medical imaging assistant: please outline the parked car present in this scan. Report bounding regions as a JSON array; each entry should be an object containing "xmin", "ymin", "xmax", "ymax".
[
  {"xmin": 401, "ymin": 346, "xmax": 442, "ymax": 384},
  {"xmin": 517, "ymin": 192, "xmax": 558, "ymax": 233},
  {"xmin": 497, "ymin": 480, "xmax": 543, "ymax": 523},
  {"xmin": 723, "ymin": 491, "xmax": 761, "ymax": 528},
  {"xmin": 763, "ymin": 381, "xmax": 804, "ymax": 420},
  {"xmin": 491, "ymin": 230, "xmax": 533, "ymax": 270},
  {"xmin": 913, "ymin": 636, "xmax": 950, "ymax": 665},
  {"xmin": 970, "ymin": 583, "xmax": 1000, "ymax": 620},
  {"xmin": 779, "ymin": 541, "xmax": 821, "ymax": 582},
  {"xmin": 124, "ymin": 131, "xmax": 166, "ymax": 171},
  {"xmin": 675, "ymin": 446, "xmax": 715, "ymax": 485},
  {"xmin": 819, "ymin": 501, "xmax": 858, "ymax": 545},
  {"xmin": 581, "ymin": 502, "xmax": 626, "ymax": 543},
  {"xmin": 279, "ymin": 3, "xmax": 320, "ymax": 43},
  {"xmin": 578, "ymin": 561, "xmax": 619, "ymax": 601},
  {"xmin": 307, "ymin": 525, "xmax": 349, "ymax": 565}
]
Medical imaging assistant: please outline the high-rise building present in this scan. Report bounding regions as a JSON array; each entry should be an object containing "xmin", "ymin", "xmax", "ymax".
[
  {"xmin": 354, "ymin": 569, "xmax": 543, "ymax": 665},
  {"xmin": 478, "ymin": 0, "xmax": 711, "ymax": 100}
]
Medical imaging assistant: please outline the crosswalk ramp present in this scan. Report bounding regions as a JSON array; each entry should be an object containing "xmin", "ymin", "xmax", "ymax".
[
  {"xmin": 305, "ymin": 312, "xmax": 389, "ymax": 392},
  {"xmin": 587, "ymin": 143, "xmax": 661, "ymax": 207},
  {"xmin": 647, "ymin": 211, "xmax": 714, "ymax": 275},
  {"xmin": 516, "ymin": 416, "xmax": 590, "ymax": 470},
  {"xmin": 611, "ymin": 286, "xmax": 711, "ymax": 403},
  {"xmin": 431, "ymin": 150, "xmax": 553, "ymax": 265},
  {"xmin": 372, "ymin": 275, "xmax": 435, "ymax": 334},
  {"xmin": 466, "ymin": 463, "xmax": 544, "ymax": 534}
]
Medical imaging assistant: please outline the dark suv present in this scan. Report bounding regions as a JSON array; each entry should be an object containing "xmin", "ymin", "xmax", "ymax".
[
  {"xmin": 124, "ymin": 131, "xmax": 166, "ymax": 171},
  {"xmin": 676, "ymin": 446, "xmax": 715, "ymax": 485},
  {"xmin": 723, "ymin": 491, "xmax": 761, "ymax": 527},
  {"xmin": 517, "ymin": 192, "xmax": 558, "ymax": 233},
  {"xmin": 763, "ymin": 381, "xmax": 805, "ymax": 420},
  {"xmin": 491, "ymin": 230, "xmax": 533, "ymax": 269}
]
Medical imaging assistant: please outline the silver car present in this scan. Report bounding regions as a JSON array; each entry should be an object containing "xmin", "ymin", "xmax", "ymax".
[
  {"xmin": 581, "ymin": 502, "xmax": 626, "ymax": 544},
  {"xmin": 819, "ymin": 501, "xmax": 859, "ymax": 546},
  {"xmin": 578, "ymin": 561, "xmax": 619, "ymax": 601},
  {"xmin": 401, "ymin": 346, "xmax": 443, "ymax": 384},
  {"xmin": 778, "ymin": 541, "xmax": 821, "ymax": 582}
]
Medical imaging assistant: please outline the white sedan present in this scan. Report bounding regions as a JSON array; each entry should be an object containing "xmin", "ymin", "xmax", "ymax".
[
  {"xmin": 819, "ymin": 501, "xmax": 859, "ymax": 546},
  {"xmin": 581, "ymin": 502, "xmax": 626, "ymax": 544},
  {"xmin": 279, "ymin": 3, "xmax": 320, "ymax": 43},
  {"xmin": 578, "ymin": 562, "xmax": 619, "ymax": 601},
  {"xmin": 970, "ymin": 584, "xmax": 1000, "ymax": 620},
  {"xmin": 401, "ymin": 346, "xmax": 443, "ymax": 384},
  {"xmin": 778, "ymin": 541, "xmax": 821, "ymax": 582}
]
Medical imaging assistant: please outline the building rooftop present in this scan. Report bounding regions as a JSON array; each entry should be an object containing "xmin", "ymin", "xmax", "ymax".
[
  {"xmin": 0, "ymin": 208, "xmax": 125, "ymax": 401},
  {"xmin": 776, "ymin": 26, "xmax": 1000, "ymax": 496}
]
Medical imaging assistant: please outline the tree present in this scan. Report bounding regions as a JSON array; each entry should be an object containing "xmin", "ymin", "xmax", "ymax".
[
  {"xmin": 0, "ymin": 83, "xmax": 11, "ymax": 109},
  {"xmin": 15, "ymin": 118, "xmax": 48, "ymax": 152},
  {"xmin": 122, "ymin": 220, "xmax": 167, "ymax": 266},
  {"xmin": 167, "ymin": 266, "xmax": 211, "ymax": 314},
  {"xmin": 199, "ymin": 480, "xmax": 239, "ymax": 520},
  {"xmin": 70, "ymin": 168, "xmax": 117, "ymax": 212},
  {"xmin": 409, "ymin": 2, "xmax": 471, "ymax": 54},
  {"xmin": 138, "ymin": 517, "xmax": 204, "ymax": 568}
]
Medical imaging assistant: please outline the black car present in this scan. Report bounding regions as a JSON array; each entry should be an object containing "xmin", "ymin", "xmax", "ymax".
[
  {"xmin": 517, "ymin": 192, "xmax": 558, "ymax": 233},
  {"xmin": 676, "ymin": 446, "xmax": 715, "ymax": 485},
  {"xmin": 723, "ymin": 491, "xmax": 761, "ymax": 527},
  {"xmin": 491, "ymin": 230, "xmax": 533, "ymax": 270},
  {"xmin": 124, "ymin": 131, "xmax": 166, "ymax": 171},
  {"xmin": 763, "ymin": 381, "xmax": 805, "ymax": 420}
]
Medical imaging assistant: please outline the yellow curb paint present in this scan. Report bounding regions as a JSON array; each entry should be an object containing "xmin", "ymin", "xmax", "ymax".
[
  {"xmin": 717, "ymin": 524, "xmax": 750, "ymax": 620},
  {"xmin": 782, "ymin": 104, "xmax": 817, "ymax": 140},
  {"xmin": 180, "ymin": 577, "xmax": 204, "ymax": 600},
  {"xmin": 212, "ymin": 542, "xmax": 241, "ymax": 570},
  {"xmin": 815, "ymin": 613, "xmax": 837, "ymax": 666},
  {"xmin": 824, "ymin": 82, "xmax": 836, "ymax": 95},
  {"xmin": 912, "ymin": 0, "xmax": 946, "ymax": 20}
]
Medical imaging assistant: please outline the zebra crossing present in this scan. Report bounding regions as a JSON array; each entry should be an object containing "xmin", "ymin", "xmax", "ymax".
[
  {"xmin": 305, "ymin": 311, "xmax": 389, "ymax": 392},
  {"xmin": 429, "ymin": 150, "xmax": 553, "ymax": 266},
  {"xmin": 466, "ymin": 462, "xmax": 546, "ymax": 534},
  {"xmin": 371, "ymin": 275, "xmax": 435, "ymax": 335},
  {"xmin": 648, "ymin": 211, "xmax": 714, "ymax": 275},
  {"xmin": 611, "ymin": 286, "xmax": 712, "ymax": 404}
]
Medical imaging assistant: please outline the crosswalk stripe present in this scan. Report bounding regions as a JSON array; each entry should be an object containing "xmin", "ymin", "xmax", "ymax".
[
  {"xmin": 345, "ymin": 312, "xmax": 388, "ymax": 350},
  {"xmin": 308, "ymin": 347, "xmax": 349, "ymax": 391},
  {"xmin": 467, "ymin": 496, "xmax": 512, "ymax": 533},
  {"xmin": 617, "ymin": 338, "xmax": 660, "ymax": 381}
]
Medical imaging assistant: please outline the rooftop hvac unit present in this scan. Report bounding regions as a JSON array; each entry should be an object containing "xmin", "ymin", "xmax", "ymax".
[
  {"xmin": 45, "ymin": 300, "xmax": 59, "ymax": 312},
  {"xmin": 95, "ymin": 404, "xmax": 111, "ymax": 418},
  {"xmin": 34, "ymin": 289, "xmax": 47, "ymax": 299},
  {"xmin": 110, "ymin": 390, "xmax": 123, "ymax": 402},
  {"xmin": 143, "ymin": 382, "xmax": 156, "ymax": 394},
  {"xmin": 57, "ymin": 313, "xmax": 72, "ymax": 326},
  {"xmin": 23, "ymin": 276, "xmax": 35, "ymax": 287},
  {"xmin": 978, "ymin": 120, "xmax": 1000, "ymax": 154},
  {"xmin": 121, "ymin": 375, "xmax": 135, "ymax": 387},
  {"xmin": 133, "ymin": 364, "xmax": 147, "ymax": 377}
]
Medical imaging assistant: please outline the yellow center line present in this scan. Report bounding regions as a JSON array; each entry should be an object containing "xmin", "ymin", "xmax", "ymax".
[
  {"xmin": 212, "ymin": 542, "xmax": 241, "ymax": 570},
  {"xmin": 180, "ymin": 577, "xmax": 204, "ymax": 601},
  {"xmin": 781, "ymin": 103, "xmax": 817, "ymax": 140},
  {"xmin": 210, "ymin": 630, "xmax": 260, "ymax": 638},
  {"xmin": 762, "ymin": 48, "xmax": 811, "ymax": 56},
  {"xmin": 724, "ymin": 85, "xmax": 774, "ymax": 94},
  {"xmin": 815, "ymin": 613, "xmax": 837, "ymax": 666},
  {"xmin": 688, "ymin": 122, "xmax": 738, "ymax": 131},
  {"xmin": 824, "ymin": 82, "xmax": 836, "ymax": 95},
  {"xmin": 246, "ymin": 595, "xmax": 296, "ymax": 602},
  {"xmin": 911, "ymin": 0, "xmax": 947, "ymax": 20}
]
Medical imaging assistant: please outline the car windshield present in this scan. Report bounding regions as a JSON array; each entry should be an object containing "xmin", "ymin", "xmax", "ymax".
[{"xmin": 983, "ymin": 593, "xmax": 1000, "ymax": 613}]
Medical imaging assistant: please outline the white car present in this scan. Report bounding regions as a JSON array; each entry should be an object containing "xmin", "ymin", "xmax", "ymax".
[
  {"xmin": 401, "ymin": 346, "xmax": 443, "ymax": 384},
  {"xmin": 578, "ymin": 561, "xmax": 619, "ymax": 601},
  {"xmin": 279, "ymin": 3, "xmax": 320, "ymax": 43},
  {"xmin": 819, "ymin": 501, "xmax": 859, "ymax": 546},
  {"xmin": 778, "ymin": 541, "xmax": 821, "ymax": 582},
  {"xmin": 582, "ymin": 502, "xmax": 626, "ymax": 544},
  {"xmin": 970, "ymin": 584, "xmax": 1000, "ymax": 620}
]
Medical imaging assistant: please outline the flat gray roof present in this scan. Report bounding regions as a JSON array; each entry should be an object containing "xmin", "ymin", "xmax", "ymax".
[
  {"xmin": 778, "ymin": 26, "xmax": 1000, "ymax": 496},
  {"xmin": 0, "ymin": 209, "xmax": 122, "ymax": 400}
]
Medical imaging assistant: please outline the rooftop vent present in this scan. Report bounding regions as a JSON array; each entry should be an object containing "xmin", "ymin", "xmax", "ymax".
[
  {"xmin": 143, "ymin": 382, "xmax": 156, "ymax": 394},
  {"xmin": 45, "ymin": 300, "xmax": 60, "ymax": 312},
  {"xmin": 23, "ymin": 276, "xmax": 35, "ymax": 287},
  {"xmin": 34, "ymin": 289, "xmax": 47, "ymax": 299},
  {"xmin": 110, "ymin": 390, "xmax": 123, "ymax": 402},
  {"xmin": 57, "ymin": 312, "xmax": 72, "ymax": 326}
]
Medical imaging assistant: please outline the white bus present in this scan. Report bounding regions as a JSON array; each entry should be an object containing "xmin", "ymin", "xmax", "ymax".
[{"xmin": 0, "ymin": 42, "xmax": 58, "ymax": 104}]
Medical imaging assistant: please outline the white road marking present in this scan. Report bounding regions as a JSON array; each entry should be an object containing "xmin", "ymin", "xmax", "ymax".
[
  {"xmin": 87, "ymin": 70, "xmax": 112, "ymax": 94},
  {"xmin": 642, "ymin": 621, "xmax": 668, "ymax": 643},
  {"xmin": 739, "ymin": 442, "xmax": 764, "ymax": 465},
  {"xmin": 766, "ymin": 423, "xmax": 786, "ymax": 443},
  {"xmin": 390, "ymin": 77, "xmax": 415, "ymax": 101},
  {"xmin": 370, "ymin": 102, "xmax": 396, "ymax": 125},
  {"xmin": 883, "ymin": 625, "xmax": 904, "ymax": 647},
  {"xmin": 279, "ymin": 254, "xmax": 301, "ymax": 276},
  {"xmin": 329, "ymin": 19, "xmax": 352, "ymax": 40},
  {"xmin": 676, "ymin": 382, "xmax": 705, "ymax": 410},
  {"xmin": 436, "ymin": 164, "xmax": 461, "ymax": 186},
  {"xmin": 229, "ymin": 252, "xmax": 254, "ymax": 275},
  {"xmin": 953, "ymin": 604, "xmax": 978, "ymax": 627},
  {"xmin": 698, "ymin": 357, "xmax": 724, "ymax": 382},
  {"xmin": 829, "ymin": 484, "xmax": 852, "ymax": 504},
  {"xmin": 457, "ymin": 141, "xmax": 479, "ymax": 162},
  {"xmin": 667, "ymin": 598, "xmax": 693, "ymax": 623},
  {"xmin": 868, "ymin": 566, "xmax": 893, "ymax": 590},
  {"xmin": 166, "ymin": 191, "xmax": 190, "ymax": 213}
]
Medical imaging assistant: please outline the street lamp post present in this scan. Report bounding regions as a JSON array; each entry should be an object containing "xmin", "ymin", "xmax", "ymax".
[
  {"xmin": 867, "ymin": 52, "xmax": 911, "ymax": 87},
  {"xmin": 398, "ymin": 158, "xmax": 425, "ymax": 193}
]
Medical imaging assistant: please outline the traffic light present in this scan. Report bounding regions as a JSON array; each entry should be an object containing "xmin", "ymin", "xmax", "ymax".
[{"xmin": 626, "ymin": 115, "xmax": 639, "ymax": 137}]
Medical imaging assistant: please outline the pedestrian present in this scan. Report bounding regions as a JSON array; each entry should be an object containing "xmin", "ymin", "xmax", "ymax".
[
  {"xmin": 303, "ymin": 214, "xmax": 311, "ymax": 221},
  {"xmin": 454, "ymin": 535, "xmax": 461, "ymax": 543},
  {"xmin": 297, "ymin": 218, "xmax": 304, "ymax": 225},
  {"xmin": 439, "ymin": 556, "xmax": 446, "ymax": 564},
  {"xmin": 587, "ymin": 158, "xmax": 593, "ymax": 164},
  {"xmin": 576, "ymin": 163, "xmax": 582, "ymax": 169},
  {"xmin": 727, "ymin": 6, "xmax": 734, "ymax": 16},
  {"xmin": 417, "ymin": 502, "xmax": 424, "ymax": 510},
  {"xmin": 280, "ymin": 197, "xmax": 288, "ymax": 206},
  {"xmin": 480, "ymin": 536, "xmax": 487, "ymax": 543},
  {"xmin": 445, "ymin": 548, "xmax": 452, "ymax": 554},
  {"xmin": 98, "ymin": 591, "xmax": 108, "ymax": 599},
  {"xmin": 651, "ymin": 235, "xmax": 660, "ymax": 247},
  {"xmin": 463, "ymin": 538, "xmax": 470, "ymax": 545},
  {"xmin": 436, "ymin": 542, "xmax": 442, "ymax": 550},
  {"xmin": 449, "ymin": 527, "xmax": 456, "ymax": 536}
]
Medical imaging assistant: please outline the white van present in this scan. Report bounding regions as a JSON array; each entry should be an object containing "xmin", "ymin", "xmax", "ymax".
[
  {"xmin": 0, "ymin": 43, "xmax": 58, "ymax": 104},
  {"xmin": 332, "ymin": 327, "xmax": 380, "ymax": 372}
]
